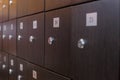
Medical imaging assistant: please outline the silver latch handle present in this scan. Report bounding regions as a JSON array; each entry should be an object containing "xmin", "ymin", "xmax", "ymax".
[
  {"xmin": 9, "ymin": 35, "xmax": 13, "ymax": 40},
  {"xmin": 78, "ymin": 38, "xmax": 86, "ymax": 49},
  {"xmin": 2, "ymin": 4, "xmax": 6, "ymax": 8},
  {"xmin": 29, "ymin": 36, "xmax": 35, "ymax": 42},
  {"xmin": 2, "ymin": 64, "xmax": 6, "ymax": 69},
  {"xmin": 18, "ymin": 35, "xmax": 22, "ymax": 41},
  {"xmin": 2, "ymin": 35, "xmax": 6, "ymax": 39},
  {"xmin": 9, "ymin": 69, "xmax": 13, "ymax": 74},
  {"xmin": 18, "ymin": 75, "xmax": 22, "ymax": 80},
  {"xmin": 9, "ymin": 0, "xmax": 13, "ymax": 5},
  {"xmin": 48, "ymin": 37, "xmax": 55, "ymax": 45}
]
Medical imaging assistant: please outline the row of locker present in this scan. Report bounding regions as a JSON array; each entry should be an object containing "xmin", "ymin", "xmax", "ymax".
[
  {"xmin": 0, "ymin": 52, "xmax": 71, "ymax": 80},
  {"xmin": 0, "ymin": 0, "xmax": 119, "ymax": 80},
  {"xmin": 0, "ymin": 0, "xmax": 95, "ymax": 22}
]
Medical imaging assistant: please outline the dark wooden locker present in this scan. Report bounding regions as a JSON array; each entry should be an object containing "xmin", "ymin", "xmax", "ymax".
[
  {"xmin": 8, "ymin": 20, "xmax": 16, "ymax": 55},
  {"xmin": 45, "ymin": 0, "xmax": 71, "ymax": 10},
  {"xmin": 71, "ymin": 0, "xmax": 96, "ymax": 4},
  {"xmin": 0, "ymin": 23, "xmax": 2, "ymax": 50},
  {"xmin": 9, "ymin": 55, "xmax": 17, "ymax": 80},
  {"xmin": 17, "ymin": 0, "xmax": 28, "ymax": 17},
  {"xmin": 2, "ymin": 0, "xmax": 8, "ymax": 21},
  {"xmin": 29, "ymin": 63, "xmax": 71, "ymax": 80},
  {"xmin": 27, "ymin": 13, "xmax": 44, "ymax": 66},
  {"xmin": 0, "ymin": 0, "xmax": 3, "ymax": 22},
  {"xmin": 2, "ymin": 22, "xmax": 9, "ymax": 52},
  {"xmin": 17, "ymin": 58, "xmax": 30, "ymax": 80},
  {"xmin": 0, "ymin": 52, "xmax": 9, "ymax": 80},
  {"xmin": 45, "ymin": 7, "xmax": 71, "ymax": 77},
  {"xmin": 17, "ymin": 17, "xmax": 29, "ymax": 59},
  {"xmin": 70, "ymin": 1, "xmax": 119, "ymax": 80},
  {"xmin": 9, "ymin": 0, "xmax": 17, "ymax": 19},
  {"xmin": 28, "ymin": 0, "xmax": 44, "ymax": 15}
]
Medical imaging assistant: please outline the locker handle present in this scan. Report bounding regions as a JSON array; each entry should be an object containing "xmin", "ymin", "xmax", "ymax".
[
  {"xmin": 9, "ymin": 0, "xmax": 13, "ymax": 5},
  {"xmin": 2, "ymin": 4, "xmax": 6, "ymax": 8},
  {"xmin": 78, "ymin": 38, "xmax": 86, "ymax": 49},
  {"xmin": 2, "ymin": 35, "xmax": 6, "ymax": 39},
  {"xmin": 2, "ymin": 64, "xmax": 6, "ymax": 69},
  {"xmin": 29, "ymin": 36, "xmax": 35, "ymax": 42},
  {"xmin": 18, "ymin": 35, "xmax": 22, "ymax": 41},
  {"xmin": 9, "ymin": 69, "xmax": 13, "ymax": 74},
  {"xmin": 48, "ymin": 37, "xmax": 55, "ymax": 45},
  {"xmin": 18, "ymin": 75, "xmax": 22, "ymax": 80},
  {"xmin": 9, "ymin": 35, "xmax": 13, "ymax": 40}
]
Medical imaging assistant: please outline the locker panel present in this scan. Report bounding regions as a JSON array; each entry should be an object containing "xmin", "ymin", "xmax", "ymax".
[
  {"xmin": 9, "ymin": 55, "xmax": 17, "ymax": 80},
  {"xmin": 8, "ymin": 20, "xmax": 16, "ymax": 55},
  {"xmin": 28, "ymin": 13, "xmax": 44, "ymax": 66},
  {"xmin": 17, "ymin": 0, "xmax": 28, "ymax": 17},
  {"xmin": 17, "ymin": 58, "xmax": 30, "ymax": 80},
  {"xmin": 0, "ymin": 24, "xmax": 2, "ymax": 50},
  {"xmin": 29, "ymin": 63, "xmax": 71, "ymax": 80},
  {"xmin": 45, "ymin": 0, "xmax": 71, "ymax": 10},
  {"xmin": 71, "ymin": 0, "xmax": 96, "ymax": 4},
  {"xmin": 45, "ymin": 8, "xmax": 71, "ymax": 76},
  {"xmin": 17, "ymin": 17, "xmax": 29, "ymax": 59},
  {"xmin": 2, "ymin": 0, "xmax": 8, "ymax": 21},
  {"xmin": 9, "ymin": 0, "xmax": 17, "ymax": 19},
  {"xmin": 28, "ymin": 0, "xmax": 44, "ymax": 15},
  {"xmin": 0, "ymin": 0, "xmax": 3, "ymax": 22}
]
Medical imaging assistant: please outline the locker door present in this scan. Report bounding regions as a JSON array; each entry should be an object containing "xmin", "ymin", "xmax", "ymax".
[
  {"xmin": 45, "ymin": 0, "xmax": 71, "ymax": 10},
  {"xmin": 28, "ymin": 0, "xmax": 44, "ymax": 15},
  {"xmin": 9, "ymin": 0, "xmax": 17, "ymax": 19},
  {"xmin": 28, "ymin": 13, "xmax": 44, "ymax": 66},
  {"xmin": 2, "ymin": 22, "xmax": 9, "ymax": 52},
  {"xmin": 8, "ymin": 20, "xmax": 16, "ymax": 55},
  {"xmin": 29, "ymin": 63, "xmax": 71, "ymax": 80},
  {"xmin": 2, "ymin": 0, "xmax": 8, "ymax": 21},
  {"xmin": 71, "ymin": 0, "xmax": 96, "ymax": 4},
  {"xmin": 0, "ymin": 0, "xmax": 3, "ymax": 22},
  {"xmin": 0, "ymin": 24, "xmax": 2, "ymax": 50},
  {"xmin": 45, "ymin": 8, "xmax": 71, "ymax": 76},
  {"xmin": 71, "ymin": 2, "xmax": 107, "ymax": 80},
  {"xmin": 17, "ymin": 59, "xmax": 30, "ymax": 80},
  {"xmin": 17, "ymin": 17, "xmax": 28, "ymax": 59},
  {"xmin": 1, "ymin": 52, "xmax": 9, "ymax": 80},
  {"xmin": 17, "ymin": 0, "xmax": 28, "ymax": 17},
  {"xmin": 9, "ymin": 55, "xmax": 17, "ymax": 80}
]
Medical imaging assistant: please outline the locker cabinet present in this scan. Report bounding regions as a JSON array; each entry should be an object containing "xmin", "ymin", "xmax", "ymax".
[
  {"xmin": 0, "ymin": 23, "xmax": 2, "ymax": 50},
  {"xmin": 2, "ymin": 22, "xmax": 9, "ymax": 52},
  {"xmin": 28, "ymin": 0, "xmax": 44, "ymax": 15},
  {"xmin": 70, "ymin": 1, "xmax": 119, "ymax": 80},
  {"xmin": 17, "ymin": 0, "xmax": 28, "ymax": 17},
  {"xmin": 29, "ymin": 63, "xmax": 71, "ymax": 80},
  {"xmin": 2, "ymin": 0, "xmax": 8, "ymax": 21},
  {"xmin": 27, "ymin": 13, "xmax": 44, "ymax": 66},
  {"xmin": 45, "ymin": 8, "xmax": 71, "ymax": 76},
  {"xmin": 9, "ymin": 55, "xmax": 17, "ymax": 80},
  {"xmin": 0, "ymin": 0, "xmax": 3, "ymax": 22},
  {"xmin": 17, "ymin": 17, "xmax": 28, "ymax": 59},
  {"xmin": 9, "ymin": 0, "xmax": 17, "ymax": 19},
  {"xmin": 45, "ymin": 0, "xmax": 71, "ymax": 10},
  {"xmin": 8, "ymin": 20, "xmax": 16, "ymax": 55},
  {"xmin": 17, "ymin": 58, "xmax": 30, "ymax": 80},
  {"xmin": 0, "ymin": 52, "xmax": 9, "ymax": 80}
]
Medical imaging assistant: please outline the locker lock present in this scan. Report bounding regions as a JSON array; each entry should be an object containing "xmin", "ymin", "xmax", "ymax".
[
  {"xmin": 9, "ymin": 69, "xmax": 13, "ymax": 74},
  {"xmin": 18, "ymin": 75, "xmax": 22, "ymax": 80},
  {"xmin": 2, "ymin": 64, "xmax": 6, "ymax": 69},
  {"xmin": 48, "ymin": 37, "xmax": 55, "ymax": 45},
  {"xmin": 9, "ymin": 35, "xmax": 13, "ymax": 40},
  {"xmin": 78, "ymin": 38, "xmax": 86, "ymax": 49},
  {"xmin": 2, "ymin": 35, "xmax": 6, "ymax": 39},
  {"xmin": 18, "ymin": 35, "xmax": 22, "ymax": 41},
  {"xmin": 29, "ymin": 36, "xmax": 35, "ymax": 42}
]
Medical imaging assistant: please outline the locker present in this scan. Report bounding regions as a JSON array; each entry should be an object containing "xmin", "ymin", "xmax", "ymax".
[
  {"xmin": 9, "ymin": 55, "xmax": 17, "ymax": 80},
  {"xmin": 2, "ymin": 0, "xmax": 8, "ymax": 21},
  {"xmin": 27, "ymin": 13, "xmax": 44, "ymax": 66},
  {"xmin": 45, "ymin": 8, "xmax": 71, "ymax": 76},
  {"xmin": 45, "ymin": 0, "xmax": 71, "ymax": 10},
  {"xmin": 70, "ymin": 1, "xmax": 119, "ymax": 80},
  {"xmin": 17, "ymin": 58, "xmax": 30, "ymax": 80},
  {"xmin": 0, "ymin": 23, "xmax": 2, "ymax": 50},
  {"xmin": 17, "ymin": 0, "xmax": 28, "ymax": 17},
  {"xmin": 2, "ymin": 22, "xmax": 9, "ymax": 52},
  {"xmin": 29, "ymin": 63, "xmax": 71, "ymax": 80},
  {"xmin": 9, "ymin": 0, "xmax": 17, "ymax": 19},
  {"xmin": 28, "ymin": 0, "xmax": 44, "ymax": 15},
  {"xmin": 71, "ymin": 0, "xmax": 96, "ymax": 4},
  {"xmin": 0, "ymin": 0, "xmax": 3, "ymax": 22},
  {"xmin": 0, "ymin": 52, "xmax": 9, "ymax": 80},
  {"xmin": 17, "ymin": 17, "xmax": 29, "ymax": 59},
  {"xmin": 8, "ymin": 20, "xmax": 16, "ymax": 55}
]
